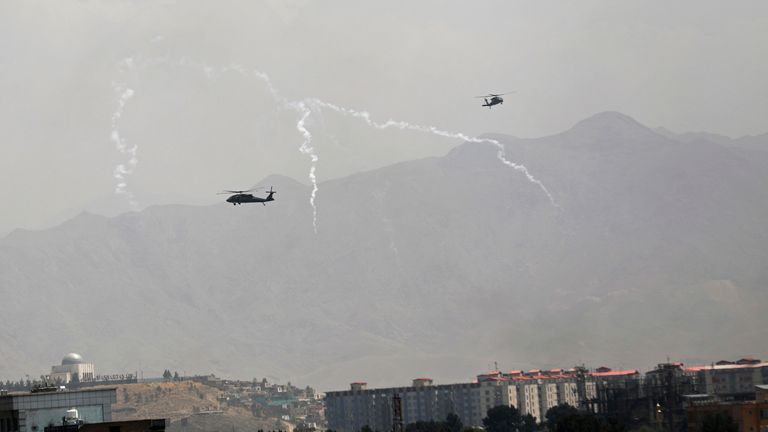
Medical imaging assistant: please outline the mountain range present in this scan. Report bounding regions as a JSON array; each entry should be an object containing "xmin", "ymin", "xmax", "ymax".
[{"xmin": 1, "ymin": 111, "xmax": 767, "ymax": 390}]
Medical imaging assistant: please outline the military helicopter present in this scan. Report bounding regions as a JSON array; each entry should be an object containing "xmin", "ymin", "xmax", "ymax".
[
  {"xmin": 218, "ymin": 187, "xmax": 277, "ymax": 206},
  {"xmin": 474, "ymin": 92, "xmax": 515, "ymax": 109}
]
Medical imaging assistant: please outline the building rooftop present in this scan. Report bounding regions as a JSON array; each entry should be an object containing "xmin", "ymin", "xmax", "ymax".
[
  {"xmin": 685, "ymin": 362, "xmax": 768, "ymax": 372},
  {"xmin": 591, "ymin": 369, "xmax": 639, "ymax": 377},
  {"xmin": 62, "ymin": 353, "xmax": 85, "ymax": 365},
  {"xmin": 0, "ymin": 387, "xmax": 117, "ymax": 398}
]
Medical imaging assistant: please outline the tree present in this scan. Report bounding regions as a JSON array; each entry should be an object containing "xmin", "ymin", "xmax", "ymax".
[
  {"xmin": 405, "ymin": 420, "xmax": 440, "ymax": 432},
  {"xmin": 545, "ymin": 404, "xmax": 579, "ymax": 431},
  {"xmin": 702, "ymin": 412, "xmax": 737, "ymax": 432},
  {"xmin": 173, "ymin": 371, "xmax": 180, "ymax": 381},
  {"xmin": 601, "ymin": 418, "xmax": 625, "ymax": 432},
  {"xmin": 628, "ymin": 427, "xmax": 659, "ymax": 432},
  {"xmin": 483, "ymin": 405, "xmax": 522, "ymax": 432},
  {"xmin": 555, "ymin": 412, "xmax": 601, "ymax": 432},
  {"xmin": 163, "ymin": 369, "xmax": 172, "ymax": 381},
  {"xmin": 544, "ymin": 404, "xmax": 579, "ymax": 432},
  {"xmin": 445, "ymin": 414, "xmax": 463, "ymax": 432},
  {"xmin": 520, "ymin": 414, "xmax": 537, "ymax": 432},
  {"xmin": 405, "ymin": 414, "xmax": 463, "ymax": 432}
]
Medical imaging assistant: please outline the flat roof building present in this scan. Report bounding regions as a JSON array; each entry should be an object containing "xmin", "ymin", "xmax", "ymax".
[
  {"xmin": 325, "ymin": 379, "xmax": 516, "ymax": 432},
  {"xmin": 325, "ymin": 373, "xmax": 598, "ymax": 432},
  {"xmin": 44, "ymin": 419, "xmax": 165, "ymax": 432},
  {"xmin": 0, "ymin": 387, "xmax": 116, "ymax": 432},
  {"xmin": 685, "ymin": 361, "xmax": 768, "ymax": 397},
  {"xmin": 686, "ymin": 385, "xmax": 768, "ymax": 432}
]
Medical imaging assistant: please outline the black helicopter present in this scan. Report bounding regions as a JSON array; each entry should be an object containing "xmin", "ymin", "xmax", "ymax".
[
  {"xmin": 219, "ymin": 187, "xmax": 277, "ymax": 206},
  {"xmin": 474, "ymin": 92, "xmax": 515, "ymax": 109}
]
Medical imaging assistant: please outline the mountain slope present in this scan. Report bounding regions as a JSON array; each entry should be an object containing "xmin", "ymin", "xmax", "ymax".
[{"xmin": 1, "ymin": 112, "xmax": 767, "ymax": 390}]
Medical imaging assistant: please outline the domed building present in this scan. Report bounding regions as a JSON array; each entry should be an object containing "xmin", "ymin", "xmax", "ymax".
[{"xmin": 49, "ymin": 352, "xmax": 95, "ymax": 383}]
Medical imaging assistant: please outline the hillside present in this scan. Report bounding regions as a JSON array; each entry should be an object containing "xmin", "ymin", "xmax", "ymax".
[
  {"xmin": 109, "ymin": 382, "xmax": 287, "ymax": 432},
  {"xmin": 111, "ymin": 382, "xmax": 220, "ymax": 422},
  {"xmin": 1, "ymin": 111, "xmax": 767, "ymax": 390}
]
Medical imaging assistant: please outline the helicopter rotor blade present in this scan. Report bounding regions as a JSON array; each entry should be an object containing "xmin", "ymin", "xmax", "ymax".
[{"xmin": 217, "ymin": 187, "xmax": 261, "ymax": 195}]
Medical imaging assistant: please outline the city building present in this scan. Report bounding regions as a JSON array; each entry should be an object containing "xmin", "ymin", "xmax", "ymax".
[
  {"xmin": 686, "ymin": 385, "xmax": 768, "ymax": 432},
  {"xmin": 45, "ymin": 419, "xmax": 166, "ymax": 432},
  {"xmin": 685, "ymin": 360, "xmax": 768, "ymax": 397},
  {"xmin": 48, "ymin": 354, "xmax": 95, "ymax": 384},
  {"xmin": 641, "ymin": 362, "xmax": 699, "ymax": 431},
  {"xmin": 556, "ymin": 381, "xmax": 578, "ymax": 407},
  {"xmin": 590, "ymin": 368, "xmax": 641, "ymax": 418},
  {"xmin": 0, "ymin": 387, "xmax": 116, "ymax": 432},
  {"xmin": 325, "ymin": 371, "xmax": 601, "ymax": 432},
  {"xmin": 326, "ymin": 358, "xmax": 768, "ymax": 432},
  {"xmin": 325, "ymin": 378, "xmax": 519, "ymax": 432},
  {"xmin": 515, "ymin": 381, "xmax": 541, "ymax": 420}
]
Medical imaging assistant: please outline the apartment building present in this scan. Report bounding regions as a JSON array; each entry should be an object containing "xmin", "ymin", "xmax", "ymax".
[
  {"xmin": 686, "ymin": 361, "xmax": 768, "ymax": 397},
  {"xmin": 325, "ymin": 371, "xmax": 600, "ymax": 432},
  {"xmin": 325, "ymin": 378, "xmax": 517, "ymax": 432}
]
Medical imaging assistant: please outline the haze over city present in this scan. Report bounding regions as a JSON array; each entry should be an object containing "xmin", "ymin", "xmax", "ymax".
[{"xmin": 1, "ymin": 2, "xmax": 768, "ymax": 432}]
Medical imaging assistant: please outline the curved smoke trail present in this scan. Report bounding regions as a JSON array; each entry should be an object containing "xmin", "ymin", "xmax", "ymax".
[
  {"xmin": 110, "ymin": 81, "xmax": 138, "ymax": 209},
  {"xmin": 115, "ymin": 57, "xmax": 323, "ymax": 230},
  {"xmin": 292, "ymin": 101, "xmax": 319, "ymax": 233},
  {"xmin": 302, "ymin": 98, "xmax": 558, "ymax": 207},
  {"xmin": 114, "ymin": 56, "xmax": 557, "ymax": 232}
]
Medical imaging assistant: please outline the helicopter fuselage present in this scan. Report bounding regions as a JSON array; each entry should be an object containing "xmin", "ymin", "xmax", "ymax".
[
  {"xmin": 226, "ymin": 193, "xmax": 275, "ymax": 205},
  {"xmin": 482, "ymin": 96, "xmax": 503, "ymax": 108}
]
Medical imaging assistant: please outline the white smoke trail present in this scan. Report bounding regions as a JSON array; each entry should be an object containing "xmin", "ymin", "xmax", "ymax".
[
  {"xmin": 116, "ymin": 57, "xmax": 323, "ymax": 229},
  {"xmin": 292, "ymin": 101, "xmax": 319, "ymax": 233},
  {"xmin": 115, "ymin": 56, "xmax": 557, "ymax": 233},
  {"xmin": 110, "ymin": 82, "xmax": 138, "ymax": 209},
  {"xmin": 303, "ymin": 98, "xmax": 559, "ymax": 207}
]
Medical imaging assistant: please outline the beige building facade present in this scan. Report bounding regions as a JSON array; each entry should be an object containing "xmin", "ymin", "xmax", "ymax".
[{"xmin": 48, "ymin": 353, "xmax": 95, "ymax": 384}]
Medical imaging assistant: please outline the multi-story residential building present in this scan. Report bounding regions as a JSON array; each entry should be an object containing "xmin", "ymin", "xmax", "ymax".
[
  {"xmin": 326, "ymin": 370, "xmax": 602, "ymax": 432},
  {"xmin": 557, "ymin": 381, "xmax": 578, "ymax": 407},
  {"xmin": 324, "ymin": 358, "xmax": 760, "ymax": 432},
  {"xmin": 328, "ymin": 363, "xmax": 742, "ymax": 432},
  {"xmin": 477, "ymin": 371, "xmax": 578, "ymax": 422},
  {"xmin": 538, "ymin": 382, "xmax": 559, "ymax": 417},
  {"xmin": 686, "ymin": 361, "xmax": 768, "ymax": 397},
  {"xmin": 515, "ymin": 382, "xmax": 541, "ymax": 421},
  {"xmin": 499, "ymin": 368, "xmax": 602, "ymax": 418},
  {"xmin": 326, "ymin": 378, "xmax": 524, "ymax": 432},
  {"xmin": 590, "ymin": 369, "xmax": 640, "ymax": 414}
]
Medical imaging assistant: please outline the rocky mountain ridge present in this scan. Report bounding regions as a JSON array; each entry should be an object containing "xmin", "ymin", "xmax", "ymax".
[{"xmin": 1, "ymin": 112, "xmax": 766, "ymax": 390}]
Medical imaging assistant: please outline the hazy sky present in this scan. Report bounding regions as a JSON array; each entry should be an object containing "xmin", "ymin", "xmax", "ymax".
[{"xmin": 1, "ymin": 0, "xmax": 766, "ymax": 235}]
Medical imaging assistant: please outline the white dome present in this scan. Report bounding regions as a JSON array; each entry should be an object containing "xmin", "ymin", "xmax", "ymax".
[{"xmin": 62, "ymin": 353, "xmax": 84, "ymax": 365}]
